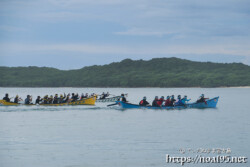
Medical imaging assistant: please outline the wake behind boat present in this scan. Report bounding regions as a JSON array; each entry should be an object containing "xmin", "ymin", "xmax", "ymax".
[{"xmin": 115, "ymin": 97, "xmax": 219, "ymax": 109}]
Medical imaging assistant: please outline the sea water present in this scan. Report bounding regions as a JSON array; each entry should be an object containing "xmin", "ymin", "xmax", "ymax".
[{"xmin": 0, "ymin": 88, "xmax": 249, "ymax": 167}]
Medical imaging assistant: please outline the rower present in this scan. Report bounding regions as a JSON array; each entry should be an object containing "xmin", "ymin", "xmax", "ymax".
[
  {"xmin": 196, "ymin": 94, "xmax": 208, "ymax": 103},
  {"xmin": 53, "ymin": 94, "xmax": 59, "ymax": 104},
  {"xmin": 157, "ymin": 96, "xmax": 164, "ymax": 106},
  {"xmin": 81, "ymin": 93, "xmax": 85, "ymax": 99},
  {"xmin": 100, "ymin": 92, "xmax": 105, "ymax": 99},
  {"xmin": 164, "ymin": 96, "xmax": 171, "ymax": 106},
  {"xmin": 106, "ymin": 92, "xmax": 110, "ymax": 98},
  {"xmin": 71, "ymin": 93, "xmax": 78, "ymax": 102},
  {"xmin": 3, "ymin": 93, "xmax": 10, "ymax": 102},
  {"xmin": 169, "ymin": 95, "xmax": 176, "ymax": 106},
  {"xmin": 59, "ymin": 94, "xmax": 65, "ymax": 103},
  {"xmin": 48, "ymin": 95, "xmax": 53, "ymax": 104},
  {"xmin": 43, "ymin": 95, "xmax": 49, "ymax": 104},
  {"xmin": 14, "ymin": 95, "xmax": 22, "ymax": 103},
  {"xmin": 35, "ymin": 96, "xmax": 42, "ymax": 104},
  {"xmin": 139, "ymin": 96, "xmax": 149, "ymax": 106},
  {"xmin": 181, "ymin": 95, "xmax": 191, "ymax": 104},
  {"xmin": 152, "ymin": 96, "xmax": 159, "ymax": 107},
  {"xmin": 25, "ymin": 95, "xmax": 32, "ymax": 104},
  {"xmin": 121, "ymin": 94, "xmax": 127, "ymax": 102},
  {"xmin": 175, "ymin": 95, "xmax": 184, "ymax": 106}
]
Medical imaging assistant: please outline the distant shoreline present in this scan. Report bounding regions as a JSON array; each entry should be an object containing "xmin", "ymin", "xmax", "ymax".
[
  {"xmin": 1, "ymin": 58, "xmax": 250, "ymax": 87},
  {"xmin": 0, "ymin": 86, "xmax": 250, "ymax": 88}
]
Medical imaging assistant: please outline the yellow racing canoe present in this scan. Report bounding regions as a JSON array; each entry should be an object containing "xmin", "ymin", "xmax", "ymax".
[{"xmin": 0, "ymin": 96, "xmax": 96, "ymax": 106}]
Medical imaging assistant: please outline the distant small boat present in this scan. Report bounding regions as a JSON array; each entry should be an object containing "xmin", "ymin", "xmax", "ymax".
[
  {"xmin": 0, "ymin": 96, "xmax": 96, "ymax": 106},
  {"xmin": 116, "ymin": 97, "xmax": 219, "ymax": 109},
  {"xmin": 96, "ymin": 96, "xmax": 121, "ymax": 102}
]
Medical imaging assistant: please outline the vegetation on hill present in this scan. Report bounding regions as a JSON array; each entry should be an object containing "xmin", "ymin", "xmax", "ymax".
[{"xmin": 0, "ymin": 57, "xmax": 250, "ymax": 87}]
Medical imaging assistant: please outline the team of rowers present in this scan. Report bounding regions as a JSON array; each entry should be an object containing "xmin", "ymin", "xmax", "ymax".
[
  {"xmin": 2, "ymin": 92, "xmax": 207, "ymax": 106},
  {"xmin": 138, "ymin": 94, "xmax": 208, "ymax": 107},
  {"xmin": 2, "ymin": 93, "xmax": 96, "ymax": 104}
]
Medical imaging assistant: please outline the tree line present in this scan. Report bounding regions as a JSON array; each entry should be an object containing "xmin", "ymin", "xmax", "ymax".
[{"xmin": 0, "ymin": 57, "xmax": 250, "ymax": 87}]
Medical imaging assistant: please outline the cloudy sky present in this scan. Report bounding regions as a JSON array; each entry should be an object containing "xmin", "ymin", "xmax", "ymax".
[{"xmin": 0, "ymin": 0, "xmax": 249, "ymax": 69}]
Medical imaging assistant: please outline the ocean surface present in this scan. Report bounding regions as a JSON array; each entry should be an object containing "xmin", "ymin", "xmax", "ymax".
[{"xmin": 0, "ymin": 87, "xmax": 249, "ymax": 167}]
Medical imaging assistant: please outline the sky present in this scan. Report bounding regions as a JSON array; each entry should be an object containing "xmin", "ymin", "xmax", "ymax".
[{"xmin": 0, "ymin": 0, "xmax": 250, "ymax": 69}]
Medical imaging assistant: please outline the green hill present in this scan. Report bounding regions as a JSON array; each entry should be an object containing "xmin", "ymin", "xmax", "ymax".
[{"xmin": 1, "ymin": 57, "xmax": 250, "ymax": 87}]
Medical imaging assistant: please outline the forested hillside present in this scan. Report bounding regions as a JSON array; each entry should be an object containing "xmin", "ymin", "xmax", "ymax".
[{"xmin": 1, "ymin": 58, "xmax": 250, "ymax": 87}]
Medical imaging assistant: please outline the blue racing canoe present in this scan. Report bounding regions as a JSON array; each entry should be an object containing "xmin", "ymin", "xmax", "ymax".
[{"xmin": 116, "ymin": 96, "xmax": 219, "ymax": 109}]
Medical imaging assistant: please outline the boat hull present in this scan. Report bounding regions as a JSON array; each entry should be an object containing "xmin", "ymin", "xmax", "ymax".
[
  {"xmin": 116, "ymin": 97, "xmax": 219, "ymax": 109},
  {"xmin": 0, "ymin": 96, "xmax": 96, "ymax": 106}
]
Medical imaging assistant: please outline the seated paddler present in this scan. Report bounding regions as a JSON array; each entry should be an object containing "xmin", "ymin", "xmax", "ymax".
[
  {"xmin": 164, "ymin": 96, "xmax": 171, "ymax": 106},
  {"xmin": 196, "ymin": 94, "xmax": 208, "ymax": 103},
  {"xmin": 35, "ymin": 96, "xmax": 42, "ymax": 104},
  {"xmin": 3, "ymin": 93, "xmax": 10, "ymax": 102},
  {"xmin": 100, "ymin": 92, "xmax": 105, "ymax": 99},
  {"xmin": 43, "ymin": 95, "xmax": 49, "ymax": 104},
  {"xmin": 53, "ymin": 94, "xmax": 59, "ymax": 104},
  {"xmin": 59, "ymin": 94, "xmax": 66, "ymax": 103},
  {"xmin": 25, "ymin": 95, "xmax": 32, "ymax": 104},
  {"xmin": 157, "ymin": 96, "xmax": 164, "ymax": 106},
  {"xmin": 71, "ymin": 93, "xmax": 79, "ymax": 102},
  {"xmin": 152, "ymin": 96, "xmax": 160, "ymax": 107},
  {"xmin": 169, "ymin": 95, "xmax": 176, "ymax": 106},
  {"xmin": 175, "ymin": 95, "xmax": 184, "ymax": 106},
  {"xmin": 48, "ymin": 95, "xmax": 53, "ymax": 104},
  {"xmin": 120, "ymin": 94, "xmax": 127, "ymax": 102},
  {"xmin": 139, "ymin": 96, "xmax": 149, "ymax": 106},
  {"xmin": 63, "ymin": 94, "xmax": 70, "ymax": 103},
  {"xmin": 14, "ymin": 95, "xmax": 22, "ymax": 103},
  {"xmin": 181, "ymin": 95, "xmax": 190, "ymax": 105}
]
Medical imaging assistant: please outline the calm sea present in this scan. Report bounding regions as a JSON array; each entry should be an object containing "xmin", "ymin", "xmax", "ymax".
[{"xmin": 0, "ymin": 88, "xmax": 249, "ymax": 167}]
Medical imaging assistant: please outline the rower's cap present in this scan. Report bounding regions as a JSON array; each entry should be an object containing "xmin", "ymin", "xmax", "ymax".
[
  {"xmin": 161, "ymin": 96, "xmax": 164, "ymax": 99},
  {"xmin": 167, "ymin": 96, "xmax": 170, "ymax": 98},
  {"xmin": 155, "ymin": 96, "xmax": 158, "ymax": 99},
  {"xmin": 201, "ymin": 94, "xmax": 204, "ymax": 97},
  {"xmin": 143, "ymin": 96, "xmax": 146, "ymax": 99}
]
